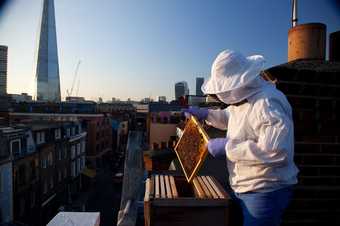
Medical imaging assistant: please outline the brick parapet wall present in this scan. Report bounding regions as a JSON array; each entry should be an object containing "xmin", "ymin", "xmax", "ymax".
[{"xmin": 267, "ymin": 60, "xmax": 340, "ymax": 225}]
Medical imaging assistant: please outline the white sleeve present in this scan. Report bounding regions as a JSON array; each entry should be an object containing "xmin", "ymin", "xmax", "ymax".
[
  {"xmin": 226, "ymin": 99, "xmax": 293, "ymax": 166},
  {"xmin": 205, "ymin": 108, "xmax": 229, "ymax": 130}
]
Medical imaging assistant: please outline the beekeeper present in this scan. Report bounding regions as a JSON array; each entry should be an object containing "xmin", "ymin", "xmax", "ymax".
[{"xmin": 184, "ymin": 50, "xmax": 299, "ymax": 226}]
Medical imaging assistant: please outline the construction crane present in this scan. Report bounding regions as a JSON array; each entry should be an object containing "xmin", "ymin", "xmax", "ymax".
[{"xmin": 66, "ymin": 60, "xmax": 81, "ymax": 97}]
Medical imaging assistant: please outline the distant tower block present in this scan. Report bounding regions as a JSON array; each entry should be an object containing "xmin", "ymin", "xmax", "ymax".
[
  {"xmin": 329, "ymin": 30, "xmax": 340, "ymax": 62},
  {"xmin": 196, "ymin": 77, "xmax": 204, "ymax": 96},
  {"xmin": 0, "ymin": 45, "xmax": 8, "ymax": 95},
  {"xmin": 288, "ymin": 23, "xmax": 326, "ymax": 62},
  {"xmin": 35, "ymin": 0, "xmax": 61, "ymax": 102}
]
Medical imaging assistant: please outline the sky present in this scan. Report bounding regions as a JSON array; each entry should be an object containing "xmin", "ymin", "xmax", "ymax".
[{"xmin": 0, "ymin": 0, "xmax": 339, "ymax": 101}]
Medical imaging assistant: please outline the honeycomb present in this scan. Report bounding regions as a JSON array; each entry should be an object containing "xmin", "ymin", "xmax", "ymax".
[{"xmin": 175, "ymin": 116, "xmax": 209, "ymax": 182}]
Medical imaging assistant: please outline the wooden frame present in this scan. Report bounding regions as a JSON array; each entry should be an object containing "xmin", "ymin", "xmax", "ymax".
[{"xmin": 174, "ymin": 116, "xmax": 210, "ymax": 183}]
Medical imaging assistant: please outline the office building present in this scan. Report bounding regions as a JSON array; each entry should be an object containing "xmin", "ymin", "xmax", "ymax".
[
  {"xmin": 35, "ymin": 0, "xmax": 61, "ymax": 102},
  {"xmin": 158, "ymin": 96, "xmax": 167, "ymax": 102},
  {"xmin": 196, "ymin": 77, "xmax": 204, "ymax": 96},
  {"xmin": 175, "ymin": 81, "xmax": 189, "ymax": 100},
  {"xmin": 0, "ymin": 45, "xmax": 8, "ymax": 95}
]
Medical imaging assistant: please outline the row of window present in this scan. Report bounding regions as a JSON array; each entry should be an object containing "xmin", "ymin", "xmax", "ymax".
[
  {"xmin": 70, "ymin": 141, "xmax": 86, "ymax": 160},
  {"xmin": 41, "ymin": 140, "xmax": 86, "ymax": 168},
  {"xmin": 41, "ymin": 152, "xmax": 54, "ymax": 169},
  {"xmin": 71, "ymin": 156, "xmax": 86, "ymax": 178},
  {"xmin": 36, "ymin": 125, "xmax": 82, "ymax": 145},
  {"xmin": 57, "ymin": 148, "xmax": 68, "ymax": 161}
]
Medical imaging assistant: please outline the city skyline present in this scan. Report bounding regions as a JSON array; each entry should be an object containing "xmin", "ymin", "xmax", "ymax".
[{"xmin": 0, "ymin": 0, "xmax": 339, "ymax": 101}]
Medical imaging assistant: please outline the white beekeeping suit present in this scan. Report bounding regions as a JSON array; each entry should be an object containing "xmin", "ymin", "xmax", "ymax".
[{"xmin": 202, "ymin": 50, "xmax": 299, "ymax": 193}]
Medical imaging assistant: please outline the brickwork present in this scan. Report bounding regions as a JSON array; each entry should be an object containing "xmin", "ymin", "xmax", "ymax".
[{"xmin": 267, "ymin": 60, "xmax": 340, "ymax": 225}]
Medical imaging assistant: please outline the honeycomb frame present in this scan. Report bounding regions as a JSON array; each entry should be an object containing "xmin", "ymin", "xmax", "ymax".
[{"xmin": 174, "ymin": 116, "xmax": 210, "ymax": 183}]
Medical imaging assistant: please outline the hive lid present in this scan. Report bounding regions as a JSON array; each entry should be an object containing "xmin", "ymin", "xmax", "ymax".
[{"xmin": 174, "ymin": 116, "xmax": 210, "ymax": 183}]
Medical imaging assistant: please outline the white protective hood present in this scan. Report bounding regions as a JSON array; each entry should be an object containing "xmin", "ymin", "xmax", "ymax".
[
  {"xmin": 216, "ymin": 76, "xmax": 272, "ymax": 105},
  {"xmin": 202, "ymin": 49, "xmax": 265, "ymax": 95}
]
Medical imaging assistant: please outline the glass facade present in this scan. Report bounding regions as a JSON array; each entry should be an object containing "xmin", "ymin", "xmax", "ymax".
[{"xmin": 35, "ymin": 0, "xmax": 61, "ymax": 102}]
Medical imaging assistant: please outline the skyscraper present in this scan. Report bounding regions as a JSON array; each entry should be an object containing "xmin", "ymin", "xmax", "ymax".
[
  {"xmin": 175, "ymin": 81, "xmax": 189, "ymax": 100},
  {"xmin": 35, "ymin": 0, "xmax": 61, "ymax": 102},
  {"xmin": 0, "ymin": 45, "xmax": 8, "ymax": 95},
  {"xmin": 196, "ymin": 77, "xmax": 204, "ymax": 96}
]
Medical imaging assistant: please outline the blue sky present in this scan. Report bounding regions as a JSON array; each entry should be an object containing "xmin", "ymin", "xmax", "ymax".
[{"xmin": 0, "ymin": 0, "xmax": 339, "ymax": 101}]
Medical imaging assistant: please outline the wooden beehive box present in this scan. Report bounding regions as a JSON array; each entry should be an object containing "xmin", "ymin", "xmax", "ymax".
[{"xmin": 144, "ymin": 173, "xmax": 231, "ymax": 226}]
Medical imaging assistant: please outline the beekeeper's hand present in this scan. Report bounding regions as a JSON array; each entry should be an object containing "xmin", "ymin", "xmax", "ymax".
[
  {"xmin": 207, "ymin": 138, "xmax": 227, "ymax": 157},
  {"xmin": 183, "ymin": 106, "xmax": 208, "ymax": 121}
]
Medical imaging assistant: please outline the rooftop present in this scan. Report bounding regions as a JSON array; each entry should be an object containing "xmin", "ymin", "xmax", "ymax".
[
  {"xmin": 47, "ymin": 212, "xmax": 100, "ymax": 226},
  {"xmin": 269, "ymin": 59, "xmax": 340, "ymax": 72}
]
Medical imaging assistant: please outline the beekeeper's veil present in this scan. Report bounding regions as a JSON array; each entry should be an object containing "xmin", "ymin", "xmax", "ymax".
[{"xmin": 202, "ymin": 50, "xmax": 270, "ymax": 104}]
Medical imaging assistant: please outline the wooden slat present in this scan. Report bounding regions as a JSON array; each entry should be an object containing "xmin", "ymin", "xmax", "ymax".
[
  {"xmin": 164, "ymin": 175, "xmax": 172, "ymax": 199},
  {"xmin": 192, "ymin": 177, "xmax": 205, "ymax": 199},
  {"xmin": 144, "ymin": 178, "xmax": 150, "ymax": 202},
  {"xmin": 197, "ymin": 176, "xmax": 212, "ymax": 198},
  {"xmin": 160, "ymin": 175, "xmax": 166, "ymax": 198},
  {"xmin": 201, "ymin": 176, "xmax": 219, "ymax": 199},
  {"xmin": 206, "ymin": 176, "xmax": 225, "ymax": 199},
  {"xmin": 155, "ymin": 174, "xmax": 160, "ymax": 198},
  {"xmin": 169, "ymin": 176, "xmax": 178, "ymax": 198},
  {"xmin": 210, "ymin": 177, "xmax": 229, "ymax": 199},
  {"xmin": 152, "ymin": 199, "xmax": 228, "ymax": 207},
  {"xmin": 149, "ymin": 175, "xmax": 155, "ymax": 199}
]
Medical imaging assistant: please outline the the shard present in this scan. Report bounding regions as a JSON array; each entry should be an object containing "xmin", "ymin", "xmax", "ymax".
[{"xmin": 35, "ymin": 0, "xmax": 61, "ymax": 102}]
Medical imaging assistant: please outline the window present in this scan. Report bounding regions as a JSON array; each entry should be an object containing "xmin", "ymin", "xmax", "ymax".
[
  {"xmin": 71, "ymin": 162, "xmax": 76, "ymax": 177},
  {"xmin": 66, "ymin": 128, "xmax": 71, "ymax": 137},
  {"xmin": 36, "ymin": 132, "xmax": 40, "ymax": 143},
  {"xmin": 31, "ymin": 191, "xmax": 35, "ymax": 208},
  {"xmin": 58, "ymin": 171, "xmax": 62, "ymax": 182},
  {"xmin": 36, "ymin": 132, "xmax": 45, "ymax": 144},
  {"xmin": 81, "ymin": 156, "xmax": 86, "ymax": 170},
  {"xmin": 50, "ymin": 178, "xmax": 54, "ymax": 189},
  {"xmin": 81, "ymin": 140, "xmax": 85, "ymax": 153},
  {"xmin": 31, "ymin": 160, "xmax": 37, "ymax": 180},
  {"xmin": 0, "ymin": 170, "xmax": 3, "ymax": 193},
  {"xmin": 77, "ymin": 143, "xmax": 81, "ymax": 156},
  {"xmin": 72, "ymin": 127, "xmax": 76, "ymax": 136},
  {"xmin": 63, "ymin": 148, "xmax": 67, "ymax": 159},
  {"xmin": 43, "ymin": 182, "xmax": 47, "ymax": 194},
  {"xmin": 77, "ymin": 158, "xmax": 81, "ymax": 175},
  {"xmin": 10, "ymin": 139, "xmax": 21, "ymax": 156},
  {"xmin": 18, "ymin": 165, "xmax": 26, "ymax": 186},
  {"xmin": 64, "ymin": 168, "xmax": 67, "ymax": 178},
  {"xmin": 57, "ymin": 149, "xmax": 62, "ymax": 160},
  {"xmin": 55, "ymin": 129, "xmax": 61, "ymax": 139},
  {"xmin": 71, "ymin": 145, "xmax": 75, "ymax": 159},
  {"xmin": 41, "ymin": 158, "xmax": 47, "ymax": 169},
  {"xmin": 47, "ymin": 152, "xmax": 53, "ymax": 166}
]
